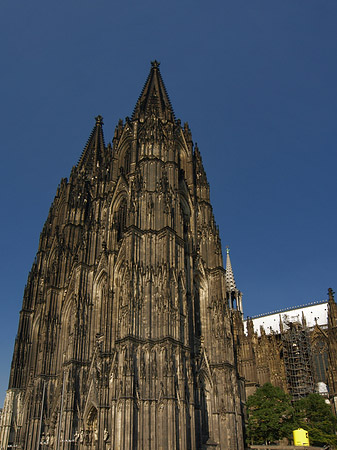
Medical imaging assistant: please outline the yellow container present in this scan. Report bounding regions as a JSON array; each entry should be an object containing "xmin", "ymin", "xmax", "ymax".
[{"xmin": 293, "ymin": 428, "xmax": 310, "ymax": 446}]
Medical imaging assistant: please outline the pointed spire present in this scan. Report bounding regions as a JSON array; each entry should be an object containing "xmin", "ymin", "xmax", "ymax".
[
  {"xmin": 78, "ymin": 115, "xmax": 105, "ymax": 173},
  {"xmin": 226, "ymin": 247, "xmax": 237, "ymax": 293},
  {"xmin": 132, "ymin": 61, "xmax": 175, "ymax": 122},
  {"xmin": 226, "ymin": 247, "xmax": 243, "ymax": 313}
]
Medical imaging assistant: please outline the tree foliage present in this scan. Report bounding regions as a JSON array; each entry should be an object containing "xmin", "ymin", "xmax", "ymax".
[
  {"xmin": 246, "ymin": 385, "xmax": 337, "ymax": 447},
  {"xmin": 246, "ymin": 383, "xmax": 294, "ymax": 444},
  {"xmin": 294, "ymin": 393, "xmax": 337, "ymax": 447}
]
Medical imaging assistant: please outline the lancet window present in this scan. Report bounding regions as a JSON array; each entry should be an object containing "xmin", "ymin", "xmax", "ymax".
[{"xmin": 117, "ymin": 199, "xmax": 127, "ymax": 241}]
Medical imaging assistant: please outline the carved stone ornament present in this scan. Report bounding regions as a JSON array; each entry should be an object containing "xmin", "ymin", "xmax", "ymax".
[{"xmin": 2, "ymin": 61, "xmax": 248, "ymax": 450}]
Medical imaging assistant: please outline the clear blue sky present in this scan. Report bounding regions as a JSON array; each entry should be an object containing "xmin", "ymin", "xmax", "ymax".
[{"xmin": 1, "ymin": 0, "xmax": 336, "ymax": 405}]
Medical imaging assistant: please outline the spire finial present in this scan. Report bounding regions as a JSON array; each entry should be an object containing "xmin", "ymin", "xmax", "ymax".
[
  {"xmin": 226, "ymin": 246, "xmax": 230, "ymax": 255},
  {"xmin": 95, "ymin": 115, "xmax": 103, "ymax": 126},
  {"xmin": 151, "ymin": 60, "xmax": 160, "ymax": 69}
]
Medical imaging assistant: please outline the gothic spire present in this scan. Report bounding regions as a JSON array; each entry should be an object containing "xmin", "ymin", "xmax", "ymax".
[
  {"xmin": 226, "ymin": 247, "xmax": 243, "ymax": 312},
  {"xmin": 226, "ymin": 247, "xmax": 237, "ymax": 293},
  {"xmin": 77, "ymin": 115, "xmax": 105, "ymax": 173},
  {"xmin": 132, "ymin": 61, "xmax": 175, "ymax": 122}
]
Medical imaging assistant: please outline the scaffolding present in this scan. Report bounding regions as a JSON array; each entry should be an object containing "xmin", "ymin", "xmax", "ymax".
[{"xmin": 281, "ymin": 321, "xmax": 315, "ymax": 400}]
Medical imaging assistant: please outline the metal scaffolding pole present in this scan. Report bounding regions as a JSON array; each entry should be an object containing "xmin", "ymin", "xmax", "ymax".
[{"xmin": 282, "ymin": 322, "xmax": 314, "ymax": 400}]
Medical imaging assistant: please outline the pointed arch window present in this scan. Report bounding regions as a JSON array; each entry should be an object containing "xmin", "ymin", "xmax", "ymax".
[
  {"xmin": 124, "ymin": 148, "xmax": 131, "ymax": 175},
  {"xmin": 311, "ymin": 338, "xmax": 328, "ymax": 383},
  {"xmin": 117, "ymin": 199, "xmax": 127, "ymax": 241}
]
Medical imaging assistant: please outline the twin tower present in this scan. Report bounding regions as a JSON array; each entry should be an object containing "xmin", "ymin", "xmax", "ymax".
[{"xmin": 0, "ymin": 62, "xmax": 245, "ymax": 449}]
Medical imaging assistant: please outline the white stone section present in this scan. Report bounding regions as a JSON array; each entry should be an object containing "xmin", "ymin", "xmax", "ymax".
[{"xmin": 244, "ymin": 301, "xmax": 328, "ymax": 336}]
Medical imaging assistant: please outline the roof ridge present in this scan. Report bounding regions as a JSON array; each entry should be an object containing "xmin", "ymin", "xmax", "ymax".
[{"xmin": 246, "ymin": 299, "xmax": 328, "ymax": 320}]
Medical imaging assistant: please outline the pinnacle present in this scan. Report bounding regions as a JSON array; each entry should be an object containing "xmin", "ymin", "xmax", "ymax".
[
  {"xmin": 328, "ymin": 288, "xmax": 337, "ymax": 328},
  {"xmin": 328, "ymin": 288, "xmax": 335, "ymax": 302},
  {"xmin": 151, "ymin": 60, "xmax": 160, "ymax": 69},
  {"xmin": 226, "ymin": 247, "xmax": 237, "ymax": 293},
  {"xmin": 132, "ymin": 61, "xmax": 175, "ymax": 122},
  {"xmin": 77, "ymin": 115, "xmax": 106, "ymax": 173},
  {"xmin": 95, "ymin": 115, "xmax": 104, "ymax": 126}
]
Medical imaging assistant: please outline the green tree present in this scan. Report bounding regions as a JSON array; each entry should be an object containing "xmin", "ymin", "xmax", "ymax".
[
  {"xmin": 246, "ymin": 383, "xmax": 295, "ymax": 445},
  {"xmin": 294, "ymin": 393, "xmax": 337, "ymax": 447}
]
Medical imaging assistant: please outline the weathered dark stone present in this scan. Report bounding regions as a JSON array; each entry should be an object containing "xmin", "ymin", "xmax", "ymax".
[{"xmin": 0, "ymin": 62, "xmax": 246, "ymax": 449}]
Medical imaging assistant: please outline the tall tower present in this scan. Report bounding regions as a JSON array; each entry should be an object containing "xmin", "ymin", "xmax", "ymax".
[{"xmin": 0, "ymin": 62, "xmax": 244, "ymax": 450}]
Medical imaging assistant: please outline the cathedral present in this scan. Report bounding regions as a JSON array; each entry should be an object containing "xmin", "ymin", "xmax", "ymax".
[
  {"xmin": 2, "ymin": 61, "xmax": 337, "ymax": 450},
  {"xmin": 0, "ymin": 62, "xmax": 246, "ymax": 449}
]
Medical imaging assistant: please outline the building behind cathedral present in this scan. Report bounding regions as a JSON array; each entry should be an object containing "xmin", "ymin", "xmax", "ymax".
[
  {"xmin": 1, "ymin": 61, "xmax": 337, "ymax": 450},
  {"xmin": 236, "ymin": 287, "xmax": 337, "ymax": 411}
]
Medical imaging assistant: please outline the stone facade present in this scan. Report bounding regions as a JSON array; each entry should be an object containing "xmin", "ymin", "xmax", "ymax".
[
  {"xmin": 236, "ymin": 289, "xmax": 337, "ymax": 408},
  {"xmin": 327, "ymin": 289, "xmax": 337, "ymax": 411},
  {"xmin": 0, "ymin": 62, "xmax": 245, "ymax": 449}
]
